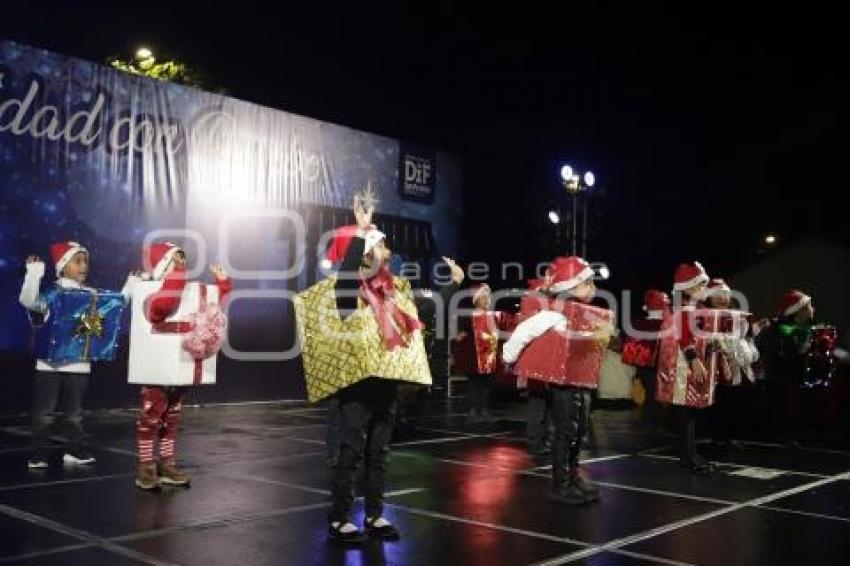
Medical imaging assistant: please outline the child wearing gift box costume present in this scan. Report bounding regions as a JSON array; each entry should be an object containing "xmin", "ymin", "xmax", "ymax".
[
  {"xmin": 656, "ymin": 262, "xmax": 722, "ymax": 475},
  {"xmin": 702, "ymin": 278, "xmax": 760, "ymax": 447},
  {"xmin": 465, "ymin": 282, "xmax": 516, "ymax": 424},
  {"xmin": 294, "ymin": 196, "xmax": 463, "ymax": 544},
  {"xmin": 19, "ymin": 241, "xmax": 129, "ymax": 469},
  {"xmin": 125, "ymin": 242, "xmax": 231, "ymax": 490},
  {"xmin": 622, "ymin": 289, "xmax": 671, "ymax": 424},
  {"xmin": 503, "ymin": 256, "xmax": 614, "ymax": 505}
]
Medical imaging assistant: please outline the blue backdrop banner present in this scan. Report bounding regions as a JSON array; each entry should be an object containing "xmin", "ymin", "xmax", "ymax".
[{"xmin": 0, "ymin": 41, "xmax": 462, "ymax": 408}]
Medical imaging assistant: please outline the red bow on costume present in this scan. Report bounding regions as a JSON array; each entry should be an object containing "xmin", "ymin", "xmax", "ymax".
[{"xmin": 359, "ymin": 266, "xmax": 423, "ymax": 350}]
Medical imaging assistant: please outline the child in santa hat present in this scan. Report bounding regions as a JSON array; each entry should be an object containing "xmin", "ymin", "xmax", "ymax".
[
  {"xmin": 704, "ymin": 278, "xmax": 760, "ymax": 447},
  {"xmin": 622, "ymin": 289, "xmax": 671, "ymax": 427},
  {"xmin": 317, "ymin": 197, "xmax": 464, "ymax": 543},
  {"xmin": 19, "ymin": 241, "xmax": 133, "ymax": 469},
  {"xmin": 503, "ymin": 256, "xmax": 612, "ymax": 505},
  {"xmin": 755, "ymin": 290, "xmax": 816, "ymax": 443},
  {"xmin": 128, "ymin": 241, "xmax": 232, "ymax": 490},
  {"xmin": 757, "ymin": 290, "xmax": 815, "ymax": 383},
  {"xmin": 656, "ymin": 262, "xmax": 717, "ymax": 475},
  {"xmin": 464, "ymin": 282, "xmax": 515, "ymax": 425}
]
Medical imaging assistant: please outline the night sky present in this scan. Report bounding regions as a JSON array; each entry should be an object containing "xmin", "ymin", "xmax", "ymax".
[{"xmin": 3, "ymin": 4, "xmax": 848, "ymax": 295}]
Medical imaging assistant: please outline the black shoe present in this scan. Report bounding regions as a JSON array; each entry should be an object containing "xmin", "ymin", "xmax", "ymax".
[
  {"xmin": 365, "ymin": 517, "xmax": 401, "ymax": 541},
  {"xmin": 329, "ymin": 522, "xmax": 365, "ymax": 545},
  {"xmin": 570, "ymin": 473, "xmax": 600, "ymax": 501},
  {"xmin": 549, "ymin": 481, "xmax": 592, "ymax": 505},
  {"xmin": 692, "ymin": 455, "xmax": 718, "ymax": 473},
  {"xmin": 679, "ymin": 457, "xmax": 711, "ymax": 476}
]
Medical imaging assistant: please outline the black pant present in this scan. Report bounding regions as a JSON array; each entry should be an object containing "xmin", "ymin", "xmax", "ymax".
[
  {"xmin": 711, "ymin": 384, "xmax": 733, "ymax": 442},
  {"xmin": 711, "ymin": 383, "xmax": 754, "ymax": 442},
  {"xmin": 550, "ymin": 385, "xmax": 591, "ymax": 486},
  {"xmin": 330, "ymin": 378, "xmax": 398, "ymax": 523},
  {"xmin": 467, "ymin": 374, "xmax": 494, "ymax": 417},
  {"xmin": 636, "ymin": 366, "xmax": 658, "ymax": 425},
  {"xmin": 326, "ymin": 395, "xmax": 341, "ymax": 461},
  {"xmin": 527, "ymin": 387, "xmax": 553, "ymax": 454},
  {"xmin": 760, "ymin": 378, "xmax": 803, "ymax": 442},
  {"xmin": 678, "ymin": 406, "xmax": 702, "ymax": 461},
  {"xmin": 31, "ymin": 370, "xmax": 89, "ymax": 456}
]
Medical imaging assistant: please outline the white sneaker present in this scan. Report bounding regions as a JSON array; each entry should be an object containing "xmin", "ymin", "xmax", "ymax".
[
  {"xmin": 27, "ymin": 459, "xmax": 48, "ymax": 469},
  {"xmin": 63, "ymin": 452, "xmax": 96, "ymax": 465}
]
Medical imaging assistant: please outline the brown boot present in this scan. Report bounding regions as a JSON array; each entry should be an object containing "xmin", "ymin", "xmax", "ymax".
[
  {"xmin": 135, "ymin": 463, "xmax": 159, "ymax": 490},
  {"xmin": 158, "ymin": 461, "xmax": 191, "ymax": 487}
]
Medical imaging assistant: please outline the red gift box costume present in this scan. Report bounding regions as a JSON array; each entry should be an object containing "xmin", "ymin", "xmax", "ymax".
[
  {"xmin": 656, "ymin": 263, "xmax": 718, "ymax": 409},
  {"xmin": 621, "ymin": 289, "xmax": 670, "ymax": 369},
  {"xmin": 503, "ymin": 256, "xmax": 611, "ymax": 505},
  {"xmin": 471, "ymin": 306, "xmax": 517, "ymax": 376},
  {"xmin": 507, "ymin": 295, "xmax": 614, "ymax": 388},
  {"xmin": 656, "ymin": 305, "xmax": 722, "ymax": 408}
]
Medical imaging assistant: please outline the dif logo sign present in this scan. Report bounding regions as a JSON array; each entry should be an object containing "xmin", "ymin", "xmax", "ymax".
[{"xmin": 399, "ymin": 143, "xmax": 436, "ymax": 204}]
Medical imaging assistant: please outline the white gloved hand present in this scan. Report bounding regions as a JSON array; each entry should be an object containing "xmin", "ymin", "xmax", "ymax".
[{"xmin": 26, "ymin": 259, "xmax": 45, "ymax": 279}]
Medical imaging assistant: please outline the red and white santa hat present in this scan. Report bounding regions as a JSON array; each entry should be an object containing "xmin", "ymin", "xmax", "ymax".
[
  {"xmin": 547, "ymin": 256, "xmax": 595, "ymax": 293},
  {"xmin": 673, "ymin": 261, "xmax": 709, "ymax": 291},
  {"xmin": 144, "ymin": 241, "xmax": 183, "ymax": 281},
  {"xmin": 706, "ymin": 278, "xmax": 731, "ymax": 298},
  {"xmin": 642, "ymin": 289, "xmax": 670, "ymax": 312},
  {"xmin": 471, "ymin": 283, "xmax": 491, "ymax": 305},
  {"xmin": 50, "ymin": 241, "xmax": 88, "ymax": 277},
  {"xmin": 776, "ymin": 290, "xmax": 811, "ymax": 317},
  {"xmin": 320, "ymin": 224, "xmax": 386, "ymax": 270}
]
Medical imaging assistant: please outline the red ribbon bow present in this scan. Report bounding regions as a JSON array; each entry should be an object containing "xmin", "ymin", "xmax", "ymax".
[{"xmin": 359, "ymin": 266, "xmax": 422, "ymax": 350}]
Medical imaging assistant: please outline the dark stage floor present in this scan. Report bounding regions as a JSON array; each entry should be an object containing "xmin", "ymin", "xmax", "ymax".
[{"xmin": 1, "ymin": 396, "xmax": 849, "ymax": 565}]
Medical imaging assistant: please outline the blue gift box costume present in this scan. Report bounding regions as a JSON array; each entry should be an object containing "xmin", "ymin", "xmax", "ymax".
[{"xmin": 18, "ymin": 242, "xmax": 132, "ymax": 465}]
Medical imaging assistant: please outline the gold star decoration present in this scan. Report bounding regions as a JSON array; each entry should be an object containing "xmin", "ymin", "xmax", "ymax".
[{"xmin": 355, "ymin": 181, "xmax": 380, "ymax": 212}]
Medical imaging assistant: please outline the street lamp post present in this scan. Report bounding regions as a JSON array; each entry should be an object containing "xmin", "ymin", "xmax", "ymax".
[{"xmin": 559, "ymin": 165, "xmax": 595, "ymax": 257}]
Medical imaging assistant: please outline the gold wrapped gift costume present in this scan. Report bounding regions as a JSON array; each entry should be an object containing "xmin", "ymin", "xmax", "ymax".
[{"xmin": 294, "ymin": 275, "xmax": 432, "ymax": 403}]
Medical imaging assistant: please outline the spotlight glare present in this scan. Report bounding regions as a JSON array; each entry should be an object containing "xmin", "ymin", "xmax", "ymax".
[
  {"xmin": 584, "ymin": 171, "xmax": 595, "ymax": 187},
  {"xmin": 548, "ymin": 210, "xmax": 561, "ymax": 224},
  {"xmin": 560, "ymin": 165, "xmax": 573, "ymax": 182}
]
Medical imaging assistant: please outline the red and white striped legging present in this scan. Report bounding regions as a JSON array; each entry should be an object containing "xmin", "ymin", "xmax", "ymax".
[{"xmin": 136, "ymin": 386, "xmax": 188, "ymax": 465}]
